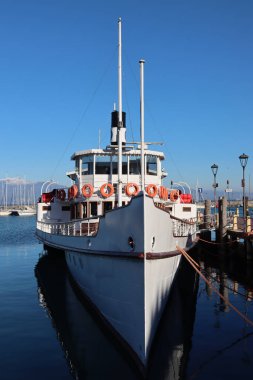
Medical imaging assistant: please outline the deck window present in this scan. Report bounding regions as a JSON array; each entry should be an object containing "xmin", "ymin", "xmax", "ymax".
[
  {"xmin": 83, "ymin": 202, "xmax": 88, "ymax": 218},
  {"xmin": 129, "ymin": 156, "xmax": 141, "ymax": 175},
  {"xmin": 82, "ymin": 156, "xmax": 94, "ymax": 175},
  {"xmin": 103, "ymin": 201, "xmax": 112, "ymax": 214},
  {"xmin": 95, "ymin": 156, "xmax": 110, "ymax": 174},
  {"xmin": 90, "ymin": 202, "xmax": 98, "ymax": 216},
  {"xmin": 42, "ymin": 206, "xmax": 51, "ymax": 211},
  {"xmin": 112, "ymin": 155, "xmax": 127, "ymax": 174},
  {"xmin": 147, "ymin": 156, "xmax": 157, "ymax": 175}
]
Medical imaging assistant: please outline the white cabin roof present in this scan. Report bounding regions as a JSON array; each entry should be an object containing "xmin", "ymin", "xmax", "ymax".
[{"xmin": 71, "ymin": 148, "xmax": 165, "ymax": 160}]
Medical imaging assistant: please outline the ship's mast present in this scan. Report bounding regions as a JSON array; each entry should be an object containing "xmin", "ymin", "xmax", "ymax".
[
  {"xmin": 140, "ymin": 59, "xmax": 145, "ymax": 191},
  {"xmin": 118, "ymin": 18, "xmax": 123, "ymax": 207}
]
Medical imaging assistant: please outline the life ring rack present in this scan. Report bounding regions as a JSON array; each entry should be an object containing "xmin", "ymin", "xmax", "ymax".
[
  {"xmin": 125, "ymin": 183, "xmax": 139, "ymax": 197},
  {"xmin": 100, "ymin": 183, "xmax": 114, "ymax": 198},
  {"xmin": 81, "ymin": 183, "xmax": 94, "ymax": 198}
]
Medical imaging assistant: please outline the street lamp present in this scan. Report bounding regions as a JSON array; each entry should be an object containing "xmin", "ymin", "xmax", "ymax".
[
  {"xmin": 239, "ymin": 153, "xmax": 249, "ymax": 219},
  {"xmin": 226, "ymin": 179, "xmax": 230, "ymax": 212},
  {"xmin": 211, "ymin": 164, "xmax": 218, "ymax": 207}
]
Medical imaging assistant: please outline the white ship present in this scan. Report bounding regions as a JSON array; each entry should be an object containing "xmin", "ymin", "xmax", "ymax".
[{"xmin": 36, "ymin": 18, "xmax": 198, "ymax": 369}]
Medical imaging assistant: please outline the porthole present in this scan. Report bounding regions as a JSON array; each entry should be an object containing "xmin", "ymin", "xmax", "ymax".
[{"xmin": 128, "ymin": 236, "xmax": 135, "ymax": 250}]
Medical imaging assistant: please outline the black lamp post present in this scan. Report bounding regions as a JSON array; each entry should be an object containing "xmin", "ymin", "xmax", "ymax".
[
  {"xmin": 239, "ymin": 153, "xmax": 249, "ymax": 220},
  {"xmin": 211, "ymin": 164, "xmax": 218, "ymax": 209},
  {"xmin": 226, "ymin": 179, "xmax": 230, "ymax": 212}
]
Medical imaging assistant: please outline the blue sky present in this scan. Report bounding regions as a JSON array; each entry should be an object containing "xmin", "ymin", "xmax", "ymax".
[{"xmin": 0, "ymin": 0, "xmax": 252, "ymax": 193}]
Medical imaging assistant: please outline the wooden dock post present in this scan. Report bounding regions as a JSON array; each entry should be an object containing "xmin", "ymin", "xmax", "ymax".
[
  {"xmin": 247, "ymin": 216, "xmax": 251, "ymax": 233},
  {"xmin": 233, "ymin": 214, "xmax": 238, "ymax": 230},
  {"xmin": 204, "ymin": 200, "xmax": 211, "ymax": 229},
  {"xmin": 218, "ymin": 197, "xmax": 227, "ymax": 242}
]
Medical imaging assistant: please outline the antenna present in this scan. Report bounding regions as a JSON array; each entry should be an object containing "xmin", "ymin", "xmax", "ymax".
[
  {"xmin": 117, "ymin": 17, "xmax": 123, "ymax": 207},
  {"xmin": 98, "ymin": 129, "xmax": 101, "ymax": 149},
  {"xmin": 140, "ymin": 59, "xmax": 145, "ymax": 191}
]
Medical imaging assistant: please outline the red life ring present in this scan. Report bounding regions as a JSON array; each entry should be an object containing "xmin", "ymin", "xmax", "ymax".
[
  {"xmin": 57, "ymin": 189, "xmax": 66, "ymax": 201},
  {"xmin": 100, "ymin": 183, "xmax": 114, "ymax": 198},
  {"xmin": 81, "ymin": 184, "xmax": 94, "ymax": 198},
  {"xmin": 170, "ymin": 190, "xmax": 179, "ymax": 202},
  {"xmin": 125, "ymin": 183, "xmax": 139, "ymax": 197},
  {"xmin": 159, "ymin": 186, "xmax": 168, "ymax": 201},
  {"xmin": 68, "ymin": 185, "xmax": 78, "ymax": 199},
  {"xmin": 145, "ymin": 184, "xmax": 158, "ymax": 198},
  {"xmin": 164, "ymin": 187, "xmax": 169, "ymax": 201}
]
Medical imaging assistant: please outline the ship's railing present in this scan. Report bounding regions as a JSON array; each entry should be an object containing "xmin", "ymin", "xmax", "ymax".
[
  {"xmin": 172, "ymin": 217, "xmax": 197, "ymax": 237},
  {"xmin": 37, "ymin": 218, "xmax": 99, "ymax": 237}
]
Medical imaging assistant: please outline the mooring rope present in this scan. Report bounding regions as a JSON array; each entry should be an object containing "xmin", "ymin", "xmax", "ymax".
[
  {"xmin": 176, "ymin": 245, "xmax": 253, "ymax": 327},
  {"xmin": 198, "ymin": 237, "xmax": 238, "ymax": 245}
]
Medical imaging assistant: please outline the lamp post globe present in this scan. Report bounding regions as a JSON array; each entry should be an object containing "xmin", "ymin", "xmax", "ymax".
[{"xmin": 211, "ymin": 164, "xmax": 218, "ymax": 215}]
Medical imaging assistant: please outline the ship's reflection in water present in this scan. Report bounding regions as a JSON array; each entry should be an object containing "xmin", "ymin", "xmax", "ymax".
[
  {"xmin": 35, "ymin": 246, "xmax": 253, "ymax": 379},
  {"xmin": 35, "ymin": 252, "xmax": 199, "ymax": 380},
  {"xmin": 147, "ymin": 256, "xmax": 199, "ymax": 380}
]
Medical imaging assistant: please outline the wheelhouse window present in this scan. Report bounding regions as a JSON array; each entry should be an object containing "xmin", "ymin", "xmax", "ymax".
[
  {"xmin": 146, "ymin": 156, "xmax": 157, "ymax": 175},
  {"xmin": 82, "ymin": 156, "xmax": 93, "ymax": 175},
  {"xmin": 112, "ymin": 155, "xmax": 127, "ymax": 174},
  {"xmin": 129, "ymin": 156, "xmax": 141, "ymax": 175},
  {"xmin": 95, "ymin": 155, "xmax": 110, "ymax": 174}
]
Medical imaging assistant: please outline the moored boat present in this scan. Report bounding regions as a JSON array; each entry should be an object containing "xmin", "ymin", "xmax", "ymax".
[
  {"xmin": 36, "ymin": 18, "xmax": 198, "ymax": 369},
  {"xmin": 9, "ymin": 207, "xmax": 36, "ymax": 216}
]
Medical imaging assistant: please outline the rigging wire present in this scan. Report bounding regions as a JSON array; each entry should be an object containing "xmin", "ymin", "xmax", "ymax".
[
  {"xmin": 49, "ymin": 47, "xmax": 117, "ymax": 180},
  {"xmin": 124, "ymin": 49, "xmax": 188, "ymax": 183}
]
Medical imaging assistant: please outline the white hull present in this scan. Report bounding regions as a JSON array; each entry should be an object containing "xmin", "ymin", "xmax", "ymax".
[{"xmin": 36, "ymin": 193, "xmax": 197, "ymax": 366}]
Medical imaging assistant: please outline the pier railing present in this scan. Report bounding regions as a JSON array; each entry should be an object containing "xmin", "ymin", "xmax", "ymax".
[{"xmin": 37, "ymin": 218, "xmax": 99, "ymax": 237}]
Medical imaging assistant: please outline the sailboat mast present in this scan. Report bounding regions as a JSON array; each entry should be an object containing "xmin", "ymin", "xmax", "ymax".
[
  {"xmin": 118, "ymin": 17, "xmax": 123, "ymax": 207},
  {"xmin": 140, "ymin": 59, "xmax": 145, "ymax": 191}
]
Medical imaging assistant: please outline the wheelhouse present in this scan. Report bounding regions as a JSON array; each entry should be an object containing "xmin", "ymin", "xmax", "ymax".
[{"xmin": 66, "ymin": 148, "xmax": 167, "ymax": 218}]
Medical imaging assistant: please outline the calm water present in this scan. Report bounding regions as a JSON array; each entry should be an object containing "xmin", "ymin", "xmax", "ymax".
[{"xmin": 0, "ymin": 216, "xmax": 253, "ymax": 379}]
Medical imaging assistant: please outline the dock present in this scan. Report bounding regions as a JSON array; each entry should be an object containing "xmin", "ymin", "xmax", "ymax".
[{"xmin": 198, "ymin": 197, "xmax": 253, "ymax": 259}]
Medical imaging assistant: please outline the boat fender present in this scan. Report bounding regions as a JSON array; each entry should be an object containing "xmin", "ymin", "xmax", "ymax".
[
  {"xmin": 145, "ymin": 184, "xmax": 158, "ymax": 198},
  {"xmin": 81, "ymin": 184, "xmax": 94, "ymax": 198},
  {"xmin": 125, "ymin": 183, "xmax": 139, "ymax": 197},
  {"xmin": 58, "ymin": 189, "xmax": 66, "ymax": 201},
  {"xmin": 170, "ymin": 190, "xmax": 179, "ymax": 202},
  {"xmin": 100, "ymin": 183, "xmax": 114, "ymax": 198},
  {"xmin": 68, "ymin": 185, "xmax": 78, "ymax": 199}
]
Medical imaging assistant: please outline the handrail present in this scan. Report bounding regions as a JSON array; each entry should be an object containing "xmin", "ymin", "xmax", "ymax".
[{"xmin": 37, "ymin": 218, "xmax": 99, "ymax": 237}]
